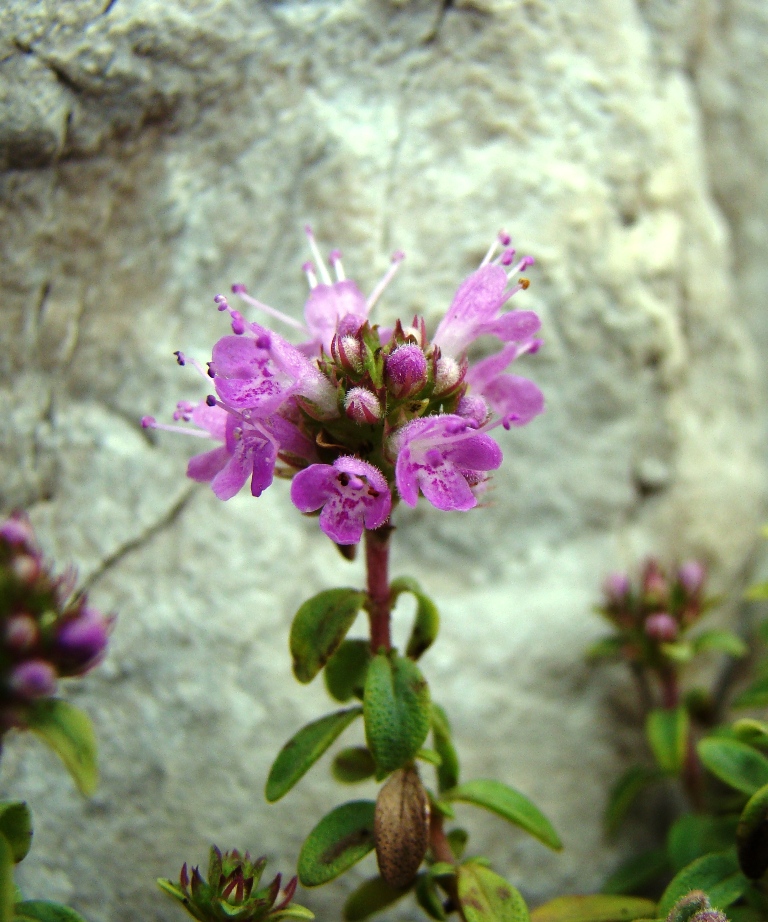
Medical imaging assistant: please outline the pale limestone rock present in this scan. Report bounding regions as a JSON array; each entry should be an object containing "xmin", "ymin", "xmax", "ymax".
[{"xmin": 0, "ymin": 1, "xmax": 766, "ymax": 920}]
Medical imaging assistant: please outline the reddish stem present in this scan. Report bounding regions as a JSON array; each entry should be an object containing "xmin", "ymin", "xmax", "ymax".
[
  {"xmin": 429, "ymin": 811, "xmax": 467, "ymax": 921},
  {"xmin": 658, "ymin": 667, "xmax": 704, "ymax": 809},
  {"xmin": 365, "ymin": 526, "xmax": 392, "ymax": 653}
]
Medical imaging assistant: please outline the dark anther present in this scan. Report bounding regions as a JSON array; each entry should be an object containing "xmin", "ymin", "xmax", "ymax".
[
  {"xmin": 173, "ymin": 350, "xmax": 186, "ymax": 366},
  {"xmin": 206, "ymin": 395, "xmax": 216, "ymax": 407}
]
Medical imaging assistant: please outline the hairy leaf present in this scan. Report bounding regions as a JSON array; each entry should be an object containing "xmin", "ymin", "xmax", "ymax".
[
  {"xmin": 325, "ymin": 640, "xmax": 372, "ymax": 703},
  {"xmin": 458, "ymin": 862, "xmax": 529, "ymax": 922},
  {"xmin": 298, "ymin": 801, "xmax": 376, "ymax": 887},
  {"xmin": 363, "ymin": 653, "xmax": 431, "ymax": 777},
  {"xmin": 431, "ymin": 704, "xmax": 459, "ymax": 792},
  {"xmin": 290, "ymin": 589, "xmax": 365, "ymax": 684},
  {"xmin": 443, "ymin": 780, "xmax": 562, "ymax": 851},
  {"xmin": 266, "ymin": 707, "xmax": 362, "ymax": 802},
  {"xmin": 658, "ymin": 850, "xmax": 747, "ymax": 917},
  {"xmin": 332, "ymin": 747, "xmax": 376, "ymax": 784},
  {"xmin": 390, "ymin": 577, "xmax": 440, "ymax": 661},
  {"xmin": 0, "ymin": 804, "xmax": 31, "ymax": 864},
  {"xmin": 530, "ymin": 895, "xmax": 657, "ymax": 922}
]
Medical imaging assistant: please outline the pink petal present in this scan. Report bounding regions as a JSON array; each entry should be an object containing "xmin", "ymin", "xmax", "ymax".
[
  {"xmin": 482, "ymin": 375, "xmax": 544, "ymax": 426},
  {"xmin": 211, "ymin": 444, "xmax": 251, "ymax": 500},
  {"xmin": 187, "ymin": 445, "xmax": 231, "ymax": 483},
  {"xmin": 417, "ymin": 464, "xmax": 477, "ymax": 512},
  {"xmin": 291, "ymin": 465, "xmax": 336, "ymax": 512}
]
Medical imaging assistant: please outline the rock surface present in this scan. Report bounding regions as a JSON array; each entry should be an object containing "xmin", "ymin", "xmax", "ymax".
[{"xmin": 0, "ymin": 1, "xmax": 767, "ymax": 920}]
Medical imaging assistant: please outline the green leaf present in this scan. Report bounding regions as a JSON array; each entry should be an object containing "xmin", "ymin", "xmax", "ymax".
[
  {"xmin": 14, "ymin": 903, "xmax": 88, "ymax": 922},
  {"xmin": 325, "ymin": 640, "xmax": 372, "ymax": 703},
  {"xmin": 457, "ymin": 862, "xmax": 529, "ymax": 922},
  {"xmin": 417, "ymin": 748, "xmax": 442, "ymax": 767},
  {"xmin": 605, "ymin": 766, "xmax": 664, "ymax": 836},
  {"xmin": 363, "ymin": 652, "xmax": 431, "ymax": 777},
  {"xmin": 645, "ymin": 707, "xmax": 689, "ymax": 775},
  {"xmin": 390, "ymin": 577, "xmax": 440, "ymax": 661},
  {"xmin": 0, "ymin": 805, "xmax": 31, "ymax": 864},
  {"xmin": 745, "ymin": 582, "xmax": 768, "ymax": 601},
  {"xmin": 732, "ymin": 719, "xmax": 768, "ymax": 748},
  {"xmin": 343, "ymin": 875, "xmax": 410, "ymax": 921},
  {"xmin": 601, "ymin": 848, "xmax": 670, "ymax": 896},
  {"xmin": 270, "ymin": 906, "xmax": 315, "ymax": 921},
  {"xmin": 737, "ymin": 781, "xmax": 768, "ymax": 878},
  {"xmin": 658, "ymin": 850, "xmax": 747, "ymax": 916},
  {"xmin": 530, "ymin": 896, "xmax": 657, "ymax": 922},
  {"xmin": 667, "ymin": 813, "xmax": 739, "ymax": 872},
  {"xmin": 290, "ymin": 589, "xmax": 365, "ymax": 684},
  {"xmin": 298, "ymin": 800, "xmax": 376, "ymax": 887},
  {"xmin": 692, "ymin": 630, "xmax": 748, "ymax": 658},
  {"xmin": 447, "ymin": 828, "xmax": 469, "ymax": 860},
  {"xmin": 26, "ymin": 700, "xmax": 97, "ymax": 796},
  {"xmin": 660, "ymin": 643, "xmax": 693, "ymax": 664},
  {"xmin": 0, "ymin": 836, "xmax": 13, "ymax": 922},
  {"xmin": 698, "ymin": 737, "xmax": 768, "ymax": 795},
  {"xmin": 586, "ymin": 637, "xmax": 625, "ymax": 660},
  {"xmin": 443, "ymin": 780, "xmax": 562, "ymax": 851},
  {"xmin": 332, "ymin": 747, "xmax": 376, "ymax": 784},
  {"xmin": 733, "ymin": 674, "xmax": 768, "ymax": 709},
  {"xmin": 431, "ymin": 704, "xmax": 460, "ymax": 793},
  {"xmin": 415, "ymin": 873, "xmax": 448, "ymax": 920},
  {"xmin": 266, "ymin": 707, "xmax": 363, "ymax": 802}
]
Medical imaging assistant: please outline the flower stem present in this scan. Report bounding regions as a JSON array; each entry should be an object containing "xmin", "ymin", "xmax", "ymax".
[{"xmin": 365, "ymin": 526, "xmax": 393, "ymax": 653}]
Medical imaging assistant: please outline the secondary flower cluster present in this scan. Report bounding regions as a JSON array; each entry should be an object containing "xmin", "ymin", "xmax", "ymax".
[
  {"xmin": 600, "ymin": 558, "xmax": 708, "ymax": 660},
  {"xmin": 144, "ymin": 229, "xmax": 544, "ymax": 544},
  {"xmin": 158, "ymin": 847, "xmax": 312, "ymax": 922},
  {"xmin": 0, "ymin": 513, "xmax": 111, "ymax": 730}
]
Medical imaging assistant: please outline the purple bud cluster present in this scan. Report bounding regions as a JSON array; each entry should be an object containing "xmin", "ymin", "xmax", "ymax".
[
  {"xmin": 0, "ymin": 513, "xmax": 112, "ymax": 730},
  {"xmin": 600, "ymin": 558, "xmax": 708, "ymax": 664}
]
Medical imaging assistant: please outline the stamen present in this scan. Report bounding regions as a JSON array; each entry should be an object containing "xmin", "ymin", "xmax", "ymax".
[
  {"xmin": 140, "ymin": 417, "xmax": 214, "ymax": 439},
  {"xmin": 302, "ymin": 261, "xmax": 318, "ymax": 289},
  {"xmin": 498, "ymin": 248, "xmax": 516, "ymax": 267},
  {"xmin": 174, "ymin": 351, "xmax": 186, "ymax": 366},
  {"xmin": 508, "ymin": 255, "xmax": 534, "ymax": 278},
  {"xmin": 231, "ymin": 286, "xmax": 305, "ymax": 332},
  {"xmin": 366, "ymin": 250, "xmax": 405, "ymax": 310},
  {"xmin": 329, "ymin": 249, "xmax": 345, "ymax": 281},
  {"xmin": 480, "ymin": 231, "xmax": 511, "ymax": 267},
  {"xmin": 205, "ymin": 395, "xmax": 217, "ymax": 407},
  {"xmin": 304, "ymin": 225, "xmax": 333, "ymax": 285}
]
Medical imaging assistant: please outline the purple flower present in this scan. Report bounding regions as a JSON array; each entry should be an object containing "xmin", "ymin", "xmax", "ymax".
[
  {"xmin": 464, "ymin": 340, "xmax": 544, "ymax": 428},
  {"xmin": 645, "ymin": 612, "xmax": 678, "ymax": 642},
  {"xmin": 678, "ymin": 560, "xmax": 705, "ymax": 595},
  {"xmin": 291, "ymin": 457, "xmax": 392, "ymax": 544},
  {"xmin": 56, "ymin": 606, "xmax": 112, "ymax": 673},
  {"xmin": 433, "ymin": 263, "xmax": 540, "ymax": 357},
  {"xmin": 392, "ymin": 415, "xmax": 502, "ymax": 511}
]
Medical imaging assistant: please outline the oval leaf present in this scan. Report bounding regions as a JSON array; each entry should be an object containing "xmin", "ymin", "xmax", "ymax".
[
  {"xmin": 692, "ymin": 630, "xmax": 747, "ymax": 658},
  {"xmin": 390, "ymin": 577, "xmax": 440, "ymax": 661},
  {"xmin": 530, "ymin": 895, "xmax": 657, "ymax": 922},
  {"xmin": 363, "ymin": 653, "xmax": 431, "ymax": 777},
  {"xmin": 605, "ymin": 766, "xmax": 663, "ymax": 836},
  {"xmin": 698, "ymin": 737, "xmax": 768, "ymax": 795},
  {"xmin": 344, "ymin": 875, "xmax": 411, "ymax": 921},
  {"xmin": 14, "ymin": 903, "xmax": 88, "ymax": 922},
  {"xmin": 416, "ymin": 873, "xmax": 448, "ymax": 920},
  {"xmin": 298, "ymin": 800, "xmax": 376, "ymax": 887},
  {"xmin": 290, "ymin": 589, "xmax": 365, "ymax": 684},
  {"xmin": 432, "ymin": 704, "xmax": 460, "ymax": 793},
  {"xmin": 325, "ymin": 640, "xmax": 372, "ymax": 703},
  {"xmin": 333, "ymin": 747, "xmax": 377, "ymax": 784},
  {"xmin": 600, "ymin": 848, "xmax": 669, "ymax": 896},
  {"xmin": 646, "ymin": 707, "xmax": 688, "ymax": 775},
  {"xmin": 0, "ymin": 836, "xmax": 12, "ymax": 922},
  {"xmin": 658, "ymin": 850, "xmax": 745, "ymax": 917},
  {"xmin": 443, "ymin": 780, "xmax": 562, "ymax": 851},
  {"xmin": 457, "ymin": 862, "xmax": 529, "ymax": 922},
  {"xmin": 26, "ymin": 700, "xmax": 97, "ymax": 796},
  {"xmin": 733, "ymin": 674, "xmax": 768, "ymax": 709},
  {"xmin": 0, "ymin": 803, "xmax": 31, "ymax": 864},
  {"xmin": 266, "ymin": 707, "xmax": 362, "ymax": 802},
  {"xmin": 668, "ymin": 813, "xmax": 739, "ymax": 872},
  {"xmin": 737, "ymin": 781, "xmax": 768, "ymax": 878}
]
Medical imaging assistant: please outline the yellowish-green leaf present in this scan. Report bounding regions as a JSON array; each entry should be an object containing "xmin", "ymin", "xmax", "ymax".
[
  {"xmin": 698, "ymin": 737, "xmax": 768, "ymax": 795},
  {"xmin": 26, "ymin": 700, "xmax": 97, "ymax": 796},
  {"xmin": 531, "ymin": 896, "xmax": 657, "ymax": 922},
  {"xmin": 646, "ymin": 707, "xmax": 688, "ymax": 775},
  {"xmin": 457, "ymin": 862, "xmax": 529, "ymax": 922}
]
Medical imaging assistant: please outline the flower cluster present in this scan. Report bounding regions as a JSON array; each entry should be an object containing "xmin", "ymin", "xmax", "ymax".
[
  {"xmin": 158, "ymin": 847, "xmax": 312, "ymax": 922},
  {"xmin": 144, "ymin": 229, "xmax": 544, "ymax": 544},
  {"xmin": 599, "ymin": 559, "xmax": 708, "ymax": 663},
  {"xmin": 0, "ymin": 513, "xmax": 112, "ymax": 730}
]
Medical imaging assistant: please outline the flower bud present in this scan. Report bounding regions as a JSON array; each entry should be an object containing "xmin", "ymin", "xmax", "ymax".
[
  {"xmin": 10, "ymin": 660, "xmax": 57, "ymax": 700},
  {"xmin": 5, "ymin": 615, "xmax": 39, "ymax": 652},
  {"xmin": 433, "ymin": 356, "xmax": 463, "ymax": 396},
  {"xmin": 645, "ymin": 612, "xmax": 678, "ymax": 642},
  {"xmin": 344, "ymin": 388, "xmax": 382, "ymax": 424},
  {"xmin": 56, "ymin": 606, "xmax": 111, "ymax": 673},
  {"xmin": 332, "ymin": 334, "xmax": 364, "ymax": 374},
  {"xmin": 385, "ymin": 344, "xmax": 428, "ymax": 398},
  {"xmin": 642, "ymin": 559, "xmax": 668, "ymax": 605},
  {"xmin": 603, "ymin": 572, "xmax": 630, "ymax": 604},
  {"xmin": 666, "ymin": 892, "xmax": 711, "ymax": 922},
  {"xmin": 678, "ymin": 560, "xmax": 705, "ymax": 595},
  {"xmin": 374, "ymin": 765, "xmax": 430, "ymax": 889},
  {"xmin": 457, "ymin": 394, "xmax": 490, "ymax": 427}
]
